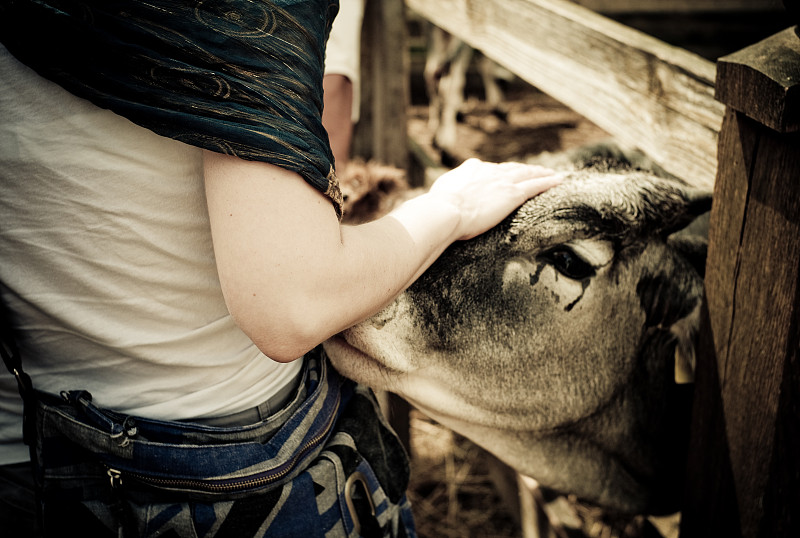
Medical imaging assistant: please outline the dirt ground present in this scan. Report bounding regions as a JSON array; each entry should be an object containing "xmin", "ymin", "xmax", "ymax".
[
  {"xmin": 406, "ymin": 410, "xmax": 679, "ymax": 538},
  {"xmin": 400, "ymin": 82, "xmax": 681, "ymax": 538}
]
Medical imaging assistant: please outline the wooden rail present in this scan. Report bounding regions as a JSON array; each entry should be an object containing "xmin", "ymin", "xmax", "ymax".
[
  {"xmin": 572, "ymin": 0, "xmax": 784, "ymax": 14},
  {"xmin": 406, "ymin": 0, "xmax": 723, "ymax": 191}
]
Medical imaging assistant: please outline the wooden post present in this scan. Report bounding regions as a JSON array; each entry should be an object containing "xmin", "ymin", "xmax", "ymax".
[
  {"xmin": 351, "ymin": 0, "xmax": 409, "ymax": 171},
  {"xmin": 680, "ymin": 26, "xmax": 800, "ymax": 538}
]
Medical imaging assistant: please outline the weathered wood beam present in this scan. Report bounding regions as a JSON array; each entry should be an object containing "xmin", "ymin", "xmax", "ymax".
[
  {"xmin": 353, "ymin": 0, "xmax": 409, "ymax": 170},
  {"xmin": 681, "ymin": 26, "xmax": 800, "ymax": 538},
  {"xmin": 716, "ymin": 27, "xmax": 800, "ymax": 133},
  {"xmin": 406, "ymin": 0, "xmax": 724, "ymax": 190},
  {"xmin": 571, "ymin": 0, "xmax": 784, "ymax": 14}
]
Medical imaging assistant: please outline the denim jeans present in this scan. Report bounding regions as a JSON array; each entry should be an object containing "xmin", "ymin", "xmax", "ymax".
[
  {"xmin": 0, "ymin": 461, "xmax": 40, "ymax": 537},
  {"xmin": 22, "ymin": 349, "xmax": 416, "ymax": 537}
]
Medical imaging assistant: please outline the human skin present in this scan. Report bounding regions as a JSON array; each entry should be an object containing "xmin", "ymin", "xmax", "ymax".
[
  {"xmin": 322, "ymin": 74, "xmax": 354, "ymax": 172},
  {"xmin": 203, "ymin": 153, "xmax": 561, "ymax": 361}
]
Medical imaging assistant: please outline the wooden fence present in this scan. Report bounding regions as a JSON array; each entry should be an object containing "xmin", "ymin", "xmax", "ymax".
[{"xmin": 354, "ymin": 1, "xmax": 799, "ymax": 536}]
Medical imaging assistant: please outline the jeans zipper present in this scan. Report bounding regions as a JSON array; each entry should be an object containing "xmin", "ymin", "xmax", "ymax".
[{"xmin": 106, "ymin": 389, "xmax": 340, "ymax": 494}]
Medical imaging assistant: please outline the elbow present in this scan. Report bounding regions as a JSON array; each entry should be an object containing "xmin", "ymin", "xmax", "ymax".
[
  {"xmin": 251, "ymin": 330, "xmax": 320, "ymax": 364},
  {"xmin": 226, "ymin": 298, "xmax": 329, "ymax": 363},
  {"xmin": 255, "ymin": 344, "xmax": 315, "ymax": 364}
]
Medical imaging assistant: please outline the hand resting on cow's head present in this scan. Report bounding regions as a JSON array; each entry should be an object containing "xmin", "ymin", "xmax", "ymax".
[{"xmin": 324, "ymin": 146, "xmax": 710, "ymax": 516}]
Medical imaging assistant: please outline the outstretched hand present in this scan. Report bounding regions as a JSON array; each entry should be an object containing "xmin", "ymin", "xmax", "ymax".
[
  {"xmin": 204, "ymin": 152, "xmax": 563, "ymax": 361},
  {"xmin": 428, "ymin": 158, "xmax": 562, "ymax": 240}
]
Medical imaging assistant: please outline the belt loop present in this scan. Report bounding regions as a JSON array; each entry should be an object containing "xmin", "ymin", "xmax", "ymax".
[
  {"xmin": 61, "ymin": 390, "xmax": 125, "ymax": 438},
  {"xmin": 256, "ymin": 399, "xmax": 271, "ymax": 422}
]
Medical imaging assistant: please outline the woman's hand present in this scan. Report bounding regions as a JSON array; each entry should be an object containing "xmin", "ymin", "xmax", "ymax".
[
  {"xmin": 204, "ymin": 152, "xmax": 561, "ymax": 361},
  {"xmin": 427, "ymin": 158, "xmax": 562, "ymax": 240}
]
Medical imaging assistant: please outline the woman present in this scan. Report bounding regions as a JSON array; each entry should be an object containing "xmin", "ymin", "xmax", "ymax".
[{"xmin": 0, "ymin": 0, "xmax": 559, "ymax": 535}]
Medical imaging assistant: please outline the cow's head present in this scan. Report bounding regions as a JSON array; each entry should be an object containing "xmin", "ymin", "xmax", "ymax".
[{"xmin": 324, "ymin": 151, "xmax": 710, "ymax": 514}]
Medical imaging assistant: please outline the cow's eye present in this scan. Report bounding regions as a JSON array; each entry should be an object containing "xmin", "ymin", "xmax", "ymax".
[{"xmin": 541, "ymin": 247, "xmax": 595, "ymax": 280}]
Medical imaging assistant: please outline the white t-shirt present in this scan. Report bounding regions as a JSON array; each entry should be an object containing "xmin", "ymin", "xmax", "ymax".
[
  {"xmin": 0, "ymin": 45, "xmax": 303, "ymax": 464},
  {"xmin": 324, "ymin": 0, "xmax": 365, "ymax": 123}
]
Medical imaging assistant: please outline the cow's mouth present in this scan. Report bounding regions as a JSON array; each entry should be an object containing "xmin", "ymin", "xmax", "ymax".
[
  {"xmin": 323, "ymin": 333, "xmax": 403, "ymax": 387},
  {"xmin": 326, "ymin": 333, "xmax": 370, "ymax": 360}
]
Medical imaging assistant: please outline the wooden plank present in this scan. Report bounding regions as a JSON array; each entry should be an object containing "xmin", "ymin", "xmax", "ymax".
[
  {"xmin": 353, "ymin": 0, "xmax": 409, "ymax": 170},
  {"xmin": 406, "ymin": 0, "xmax": 723, "ymax": 190},
  {"xmin": 354, "ymin": 0, "xmax": 413, "ymax": 448},
  {"xmin": 716, "ymin": 27, "xmax": 800, "ymax": 133},
  {"xmin": 683, "ymin": 108, "xmax": 800, "ymax": 538},
  {"xmin": 681, "ymin": 28, "xmax": 800, "ymax": 538},
  {"xmin": 571, "ymin": 0, "xmax": 784, "ymax": 14}
]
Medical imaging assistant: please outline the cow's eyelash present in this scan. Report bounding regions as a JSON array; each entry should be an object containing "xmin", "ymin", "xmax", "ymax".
[{"xmin": 539, "ymin": 247, "xmax": 596, "ymax": 280}]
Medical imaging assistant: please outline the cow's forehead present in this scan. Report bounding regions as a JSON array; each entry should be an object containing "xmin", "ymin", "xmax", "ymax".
[{"xmin": 505, "ymin": 171, "xmax": 692, "ymax": 243}]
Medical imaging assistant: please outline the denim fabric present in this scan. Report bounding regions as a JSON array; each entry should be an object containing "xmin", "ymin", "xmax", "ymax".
[
  {"xmin": 0, "ymin": 462, "xmax": 40, "ymax": 537},
  {"xmin": 28, "ymin": 350, "xmax": 416, "ymax": 537}
]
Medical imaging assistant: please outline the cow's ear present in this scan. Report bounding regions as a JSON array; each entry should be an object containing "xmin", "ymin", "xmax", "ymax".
[
  {"xmin": 637, "ymin": 273, "xmax": 699, "ymax": 329},
  {"xmin": 637, "ymin": 257, "xmax": 704, "ymax": 384},
  {"xmin": 637, "ymin": 274, "xmax": 701, "ymax": 383},
  {"xmin": 667, "ymin": 235, "xmax": 708, "ymax": 279},
  {"xmin": 659, "ymin": 190, "xmax": 712, "ymax": 239},
  {"xmin": 665, "ymin": 210, "xmax": 708, "ymax": 384},
  {"xmin": 667, "ymin": 211, "xmax": 709, "ymax": 278},
  {"xmin": 671, "ymin": 302, "xmax": 700, "ymax": 383}
]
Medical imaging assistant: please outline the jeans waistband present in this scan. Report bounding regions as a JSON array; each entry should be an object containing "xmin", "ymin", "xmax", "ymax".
[
  {"xmin": 181, "ymin": 368, "xmax": 305, "ymax": 428},
  {"xmin": 32, "ymin": 349, "xmax": 354, "ymax": 499}
]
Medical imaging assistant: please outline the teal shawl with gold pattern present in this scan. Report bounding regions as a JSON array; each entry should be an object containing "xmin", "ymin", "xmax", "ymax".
[{"xmin": 0, "ymin": 0, "xmax": 342, "ymax": 215}]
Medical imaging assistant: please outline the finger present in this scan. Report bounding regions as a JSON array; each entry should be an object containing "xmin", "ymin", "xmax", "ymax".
[
  {"xmin": 517, "ymin": 172, "xmax": 566, "ymax": 197},
  {"xmin": 496, "ymin": 163, "xmax": 556, "ymax": 182},
  {"xmin": 523, "ymin": 165, "xmax": 558, "ymax": 178}
]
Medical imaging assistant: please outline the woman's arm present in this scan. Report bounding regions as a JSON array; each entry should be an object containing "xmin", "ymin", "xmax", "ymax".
[{"xmin": 204, "ymin": 151, "xmax": 559, "ymax": 362}]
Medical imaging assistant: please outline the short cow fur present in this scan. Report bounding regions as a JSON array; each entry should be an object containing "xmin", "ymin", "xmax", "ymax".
[{"xmin": 325, "ymin": 145, "xmax": 710, "ymax": 515}]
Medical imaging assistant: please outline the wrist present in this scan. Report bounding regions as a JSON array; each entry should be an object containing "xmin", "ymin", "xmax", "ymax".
[{"xmin": 390, "ymin": 190, "xmax": 464, "ymax": 245}]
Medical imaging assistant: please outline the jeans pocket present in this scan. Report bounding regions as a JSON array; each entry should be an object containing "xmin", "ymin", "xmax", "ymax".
[
  {"xmin": 313, "ymin": 386, "xmax": 416, "ymax": 538},
  {"xmin": 315, "ymin": 432, "xmax": 414, "ymax": 538}
]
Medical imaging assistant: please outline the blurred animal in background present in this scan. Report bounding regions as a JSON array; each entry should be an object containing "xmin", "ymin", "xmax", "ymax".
[
  {"xmin": 424, "ymin": 24, "xmax": 514, "ymax": 167},
  {"xmin": 338, "ymin": 158, "xmax": 421, "ymax": 225},
  {"xmin": 326, "ymin": 143, "xmax": 710, "ymax": 517}
]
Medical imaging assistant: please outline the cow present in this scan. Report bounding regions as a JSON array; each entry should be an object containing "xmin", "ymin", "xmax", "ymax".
[{"xmin": 324, "ymin": 144, "xmax": 710, "ymax": 516}]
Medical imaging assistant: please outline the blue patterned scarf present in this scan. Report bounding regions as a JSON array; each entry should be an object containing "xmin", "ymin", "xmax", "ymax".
[{"xmin": 0, "ymin": 0, "xmax": 343, "ymax": 215}]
